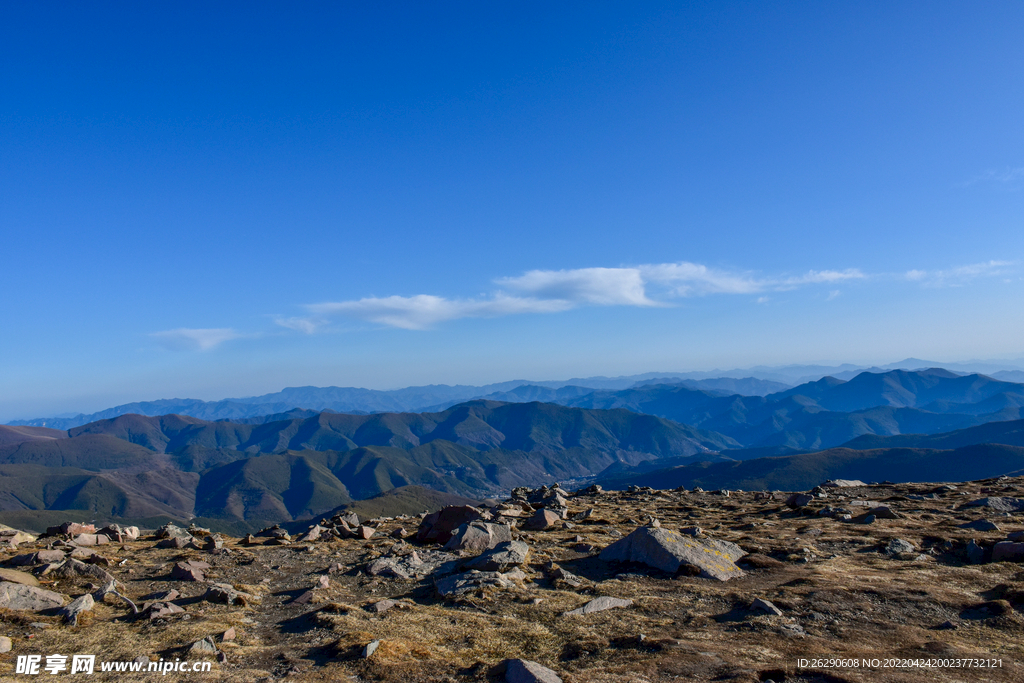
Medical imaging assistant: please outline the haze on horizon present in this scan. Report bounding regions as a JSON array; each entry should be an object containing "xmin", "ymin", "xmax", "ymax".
[{"xmin": 2, "ymin": 2, "xmax": 1022, "ymax": 421}]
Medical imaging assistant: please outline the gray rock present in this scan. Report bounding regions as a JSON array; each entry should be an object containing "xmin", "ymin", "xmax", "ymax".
[
  {"xmin": 750, "ymin": 598, "xmax": 783, "ymax": 616},
  {"xmin": 367, "ymin": 599, "xmax": 398, "ymax": 613},
  {"xmin": 503, "ymin": 658, "xmax": 562, "ymax": 683},
  {"xmin": 416, "ymin": 506, "xmax": 482, "ymax": 544},
  {"xmin": 0, "ymin": 582, "xmax": 65, "ymax": 611},
  {"xmin": 202, "ymin": 534, "xmax": 224, "ymax": 551},
  {"xmin": 155, "ymin": 524, "xmax": 191, "ymax": 539},
  {"xmin": 204, "ymin": 583, "xmax": 253, "ymax": 606},
  {"xmin": 869, "ymin": 505, "xmax": 900, "ymax": 519},
  {"xmin": 362, "ymin": 639, "xmax": 380, "ymax": 658},
  {"xmin": 991, "ymin": 541, "xmax": 1024, "ymax": 562},
  {"xmin": 58, "ymin": 593, "xmax": 94, "ymax": 626},
  {"xmin": 1008, "ymin": 531, "xmax": 1024, "ymax": 542},
  {"xmin": 563, "ymin": 596, "xmax": 632, "ymax": 616},
  {"xmin": 435, "ymin": 570, "xmax": 517, "ymax": 597},
  {"xmin": 962, "ymin": 497, "xmax": 1024, "ymax": 513},
  {"xmin": 966, "ymin": 539, "xmax": 985, "ymax": 564},
  {"xmin": 466, "ymin": 541, "xmax": 530, "ymax": 571},
  {"xmin": 523, "ymin": 509, "xmax": 561, "ymax": 531},
  {"xmin": 444, "ymin": 521, "xmax": 512, "ymax": 552},
  {"xmin": 786, "ymin": 494, "xmax": 814, "ymax": 508},
  {"xmin": 885, "ymin": 538, "xmax": 917, "ymax": 557},
  {"xmin": 156, "ymin": 536, "xmax": 194, "ymax": 549},
  {"xmin": 959, "ymin": 519, "xmax": 1000, "ymax": 532},
  {"xmin": 861, "ymin": 514, "xmax": 877, "ymax": 525},
  {"xmin": 50, "ymin": 558, "xmax": 114, "ymax": 585},
  {"xmin": 189, "ymin": 637, "xmax": 217, "ymax": 654},
  {"xmin": 598, "ymin": 527, "xmax": 745, "ymax": 581},
  {"xmin": 365, "ymin": 558, "xmax": 412, "ymax": 579},
  {"xmin": 821, "ymin": 479, "xmax": 867, "ymax": 488},
  {"xmin": 0, "ymin": 636, "xmax": 10, "ymax": 653}
]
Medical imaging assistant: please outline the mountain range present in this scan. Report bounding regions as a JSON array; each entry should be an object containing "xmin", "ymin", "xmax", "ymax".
[
  {"xmin": 3, "ymin": 367, "xmax": 1024, "ymax": 532},
  {"xmin": 10, "ymin": 358, "xmax": 1024, "ymax": 429}
]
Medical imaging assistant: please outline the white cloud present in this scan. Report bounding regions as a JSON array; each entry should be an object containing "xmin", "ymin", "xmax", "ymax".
[
  {"xmin": 497, "ymin": 267, "xmax": 657, "ymax": 306},
  {"xmin": 962, "ymin": 166, "xmax": 1024, "ymax": 188},
  {"xmin": 905, "ymin": 260, "xmax": 1015, "ymax": 287},
  {"xmin": 151, "ymin": 328, "xmax": 240, "ymax": 351},
  {"xmin": 304, "ymin": 294, "xmax": 573, "ymax": 331},
  {"xmin": 641, "ymin": 262, "xmax": 763, "ymax": 295},
  {"xmin": 276, "ymin": 258, "xmax": 1012, "ymax": 332}
]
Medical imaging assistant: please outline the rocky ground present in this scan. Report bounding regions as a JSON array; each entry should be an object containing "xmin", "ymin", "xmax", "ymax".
[{"xmin": 1, "ymin": 477, "xmax": 1023, "ymax": 682}]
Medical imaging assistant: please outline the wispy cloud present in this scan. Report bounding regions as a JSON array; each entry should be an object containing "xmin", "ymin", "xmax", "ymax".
[
  {"xmin": 903, "ymin": 260, "xmax": 1015, "ymax": 287},
  {"xmin": 279, "ymin": 261, "xmax": 867, "ymax": 331},
  {"xmin": 151, "ymin": 327, "xmax": 240, "ymax": 351},
  {"xmin": 961, "ymin": 166, "xmax": 1024, "ymax": 189},
  {"xmin": 305, "ymin": 294, "xmax": 573, "ymax": 331}
]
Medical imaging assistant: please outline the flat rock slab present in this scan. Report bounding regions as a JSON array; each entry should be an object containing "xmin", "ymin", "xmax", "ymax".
[
  {"xmin": 503, "ymin": 658, "xmax": 563, "ymax": 683},
  {"xmin": 0, "ymin": 582, "xmax": 65, "ymax": 611},
  {"xmin": 0, "ymin": 568, "xmax": 41, "ymax": 587},
  {"xmin": 564, "ymin": 596, "xmax": 632, "ymax": 616},
  {"xmin": 962, "ymin": 497, "xmax": 1024, "ymax": 513},
  {"xmin": 599, "ymin": 527, "xmax": 745, "ymax": 581}
]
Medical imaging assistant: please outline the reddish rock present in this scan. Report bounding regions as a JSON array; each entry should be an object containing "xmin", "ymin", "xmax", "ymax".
[{"xmin": 416, "ymin": 506, "xmax": 483, "ymax": 544}]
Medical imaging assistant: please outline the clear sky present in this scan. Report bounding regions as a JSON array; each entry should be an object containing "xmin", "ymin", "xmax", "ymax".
[{"xmin": 2, "ymin": 2, "xmax": 1023, "ymax": 420}]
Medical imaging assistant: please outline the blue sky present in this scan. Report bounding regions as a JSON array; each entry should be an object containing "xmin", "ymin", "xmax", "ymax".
[{"xmin": 2, "ymin": 2, "xmax": 1023, "ymax": 420}]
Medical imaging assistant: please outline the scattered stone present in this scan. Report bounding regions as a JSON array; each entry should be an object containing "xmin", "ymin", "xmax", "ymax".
[
  {"xmin": 417, "ymin": 506, "xmax": 483, "ymax": 544},
  {"xmin": 202, "ymin": 534, "xmax": 224, "ymax": 551},
  {"xmin": 959, "ymin": 519, "xmax": 1000, "ymax": 532},
  {"xmin": 156, "ymin": 536, "xmax": 193, "ymax": 549},
  {"xmin": 786, "ymin": 494, "xmax": 813, "ymax": 508},
  {"xmin": 599, "ymin": 527, "xmax": 745, "ymax": 581},
  {"xmin": 869, "ymin": 505, "xmax": 900, "ymax": 519},
  {"xmin": 991, "ymin": 541, "xmax": 1024, "ymax": 563},
  {"xmin": 0, "ymin": 582, "xmax": 65, "ymax": 610},
  {"xmin": 0, "ymin": 636, "xmax": 11, "ymax": 653},
  {"xmin": 884, "ymin": 538, "xmax": 917, "ymax": 559},
  {"xmin": 221, "ymin": 627, "xmax": 236, "ymax": 642},
  {"xmin": 189, "ymin": 637, "xmax": 218, "ymax": 654},
  {"xmin": 435, "ymin": 570, "xmax": 517, "ymax": 597},
  {"xmin": 51, "ymin": 558, "xmax": 114, "ymax": 584},
  {"xmin": 444, "ymin": 521, "xmax": 513, "ymax": 552},
  {"xmin": 357, "ymin": 525, "xmax": 376, "ymax": 540},
  {"xmin": 962, "ymin": 497, "xmax": 1024, "ymax": 513},
  {"xmin": 170, "ymin": 562, "xmax": 206, "ymax": 582},
  {"xmin": 204, "ymin": 583, "xmax": 253, "ymax": 606},
  {"xmin": 564, "ymin": 596, "xmax": 632, "ymax": 616},
  {"xmin": 58, "ymin": 593, "xmax": 95, "ymax": 626},
  {"xmin": 966, "ymin": 539, "xmax": 986, "ymax": 564},
  {"xmin": 821, "ymin": 479, "xmax": 867, "ymax": 488},
  {"xmin": 502, "ymin": 658, "xmax": 563, "ymax": 683},
  {"xmin": 316, "ymin": 575, "xmax": 330, "ymax": 589},
  {"xmin": 367, "ymin": 599, "xmax": 398, "ymax": 614},
  {"xmin": 467, "ymin": 541, "xmax": 530, "ymax": 571},
  {"xmin": 362, "ymin": 639, "xmax": 381, "ymax": 658},
  {"xmin": 523, "ymin": 509, "xmax": 561, "ymax": 531},
  {"xmin": 147, "ymin": 602, "xmax": 185, "ymax": 619},
  {"xmin": 750, "ymin": 598, "xmax": 783, "ymax": 616}
]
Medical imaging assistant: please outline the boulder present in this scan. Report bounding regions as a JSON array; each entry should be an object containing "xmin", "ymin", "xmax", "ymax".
[
  {"xmin": 58, "ymin": 593, "xmax": 94, "ymax": 626},
  {"xmin": 563, "ymin": 596, "xmax": 632, "ymax": 616},
  {"xmin": 991, "ymin": 542, "xmax": 1024, "ymax": 563},
  {"xmin": 884, "ymin": 538, "xmax": 917, "ymax": 558},
  {"xmin": 417, "ymin": 506, "xmax": 482, "ymax": 545},
  {"xmin": 357, "ymin": 525, "xmax": 376, "ymax": 540},
  {"xmin": 156, "ymin": 536, "xmax": 194, "ymax": 549},
  {"xmin": 502, "ymin": 659, "xmax": 562, "ymax": 683},
  {"xmin": 0, "ymin": 582, "xmax": 65, "ymax": 611},
  {"xmin": 72, "ymin": 533, "xmax": 109, "ymax": 547},
  {"xmin": 523, "ymin": 509, "xmax": 561, "ymax": 531},
  {"xmin": 155, "ymin": 523, "xmax": 191, "ymax": 539},
  {"xmin": 959, "ymin": 519, "xmax": 1000, "ymax": 532},
  {"xmin": 50, "ymin": 558, "xmax": 114, "ymax": 584},
  {"xmin": 467, "ymin": 541, "xmax": 530, "ymax": 572},
  {"xmin": 170, "ymin": 562, "xmax": 206, "ymax": 582},
  {"xmin": 204, "ymin": 583, "xmax": 253, "ymax": 606},
  {"xmin": 47, "ymin": 522, "xmax": 95, "ymax": 537},
  {"xmin": 786, "ymin": 494, "xmax": 814, "ymax": 508},
  {"xmin": 598, "ymin": 527, "xmax": 745, "ymax": 581},
  {"xmin": 869, "ymin": 506, "xmax": 900, "ymax": 519},
  {"xmin": 821, "ymin": 479, "xmax": 866, "ymax": 488},
  {"xmin": 750, "ymin": 598, "xmax": 783, "ymax": 616},
  {"xmin": 444, "ymin": 521, "xmax": 513, "ymax": 553}
]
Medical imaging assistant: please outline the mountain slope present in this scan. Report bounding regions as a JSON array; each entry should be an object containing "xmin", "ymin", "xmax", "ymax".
[{"xmin": 596, "ymin": 443, "xmax": 1024, "ymax": 492}]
